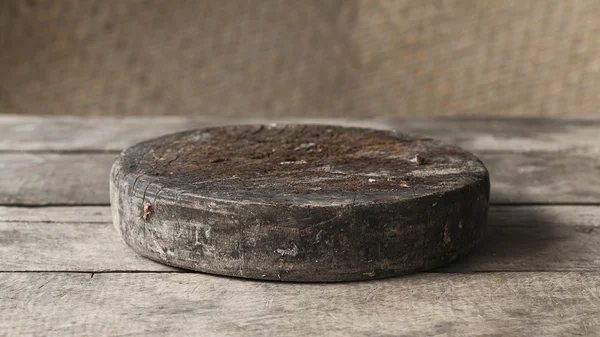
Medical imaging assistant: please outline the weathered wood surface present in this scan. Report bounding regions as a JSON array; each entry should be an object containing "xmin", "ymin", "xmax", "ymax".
[
  {"xmin": 482, "ymin": 151, "xmax": 600, "ymax": 204},
  {"xmin": 2, "ymin": 116, "xmax": 599, "ymax": 335},
  {"xmin": 2, "ymin": 117, "xmax": 599, "ymax": 205},
  {"xmin": 1, "ymin": 116, "xmax": 599, "ymax": 153},
  {"xmin": 111, "ymin": 125, "xmax": 490, "ymax": 281},
  {"xmin": 1, "ymin": 272, "xmax": 598, "ymax": 337},
  {"xmin": 1, "ymin": 206, "xmax": 598, "ymax": 273},
  {"xmin": 2, "ymin": 151, "xmax": 599, "ymax": 205},
  {"xmin": 0, "ymin": 153, "xmax": 116, "ymax": 205},
  {"xmin": 381, "ymin": 117, "xmax": 600, "ymax": 153},
  {"xmin": 0, "ymin": 116, "xmax": 389, "ymax": 152},
  {"xmin": 0, "ymin": 206, "xmax": 110, "ymax": 223},
  {"xmin": 442, "ymin": 205, "xmax": 600, "ymax": 272},
  {"xmin": 0, "ymin": 220, "xmax": 174, "ymax": 272}
]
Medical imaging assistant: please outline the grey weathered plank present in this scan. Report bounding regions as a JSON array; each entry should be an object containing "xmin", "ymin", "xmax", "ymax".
[
  {"xmin": 0, "ymin": 206, "xmax": 110, "ymax": 222},
  {"xmin": 1, "ymin": 206, "xmax": 598, "ymax": 272},
  {"xmin": 384, "ymin": 117, "xmax": 600, "ymax": 153},
  {"xmin": 1, "ymin": 272, "xmax": 598, "ymax": 337},
  {"xmin": 2, "ymin": 151, "xmax": 600, "ymax": 205},
  {"xmin": 0, "ymin": 153, "xmax": 115, "ymax": 205},
  {"xmin": 482, "ymin": 151, "xmax": 600, "ymax": 204},
  {"xmin": 0, "ymin": 116, "xmax": 390, "ymax": 152},
  {"xmin": 442, "ymin": 205, "xmax": 600, "ymax": 272},
  {"xmin": 1, "ymin": 115, "xmax": 599, "ymax": 153},
  {"xmin": 0, "ymin": 115, "xmax": 205, "ymax": 152},
  {"xmin": 0, "ymin": 220, "xmax": 175, "ymax": 272}
]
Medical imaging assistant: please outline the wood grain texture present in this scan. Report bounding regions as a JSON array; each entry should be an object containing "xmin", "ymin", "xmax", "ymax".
[
  {"xmin": 0, "ymin": 206, "xmax": 110, "ymax": 222},
  {"xmin": 0, "ymin": 116, "xmax": 390, "ymax": 152},
  {"xmin": 2, "ymin": 151, "xmax": 599, "ymax": 205},
  {"xmin": 0, "ymin": 153, "xmax": 115, "ymax": 205},
  {"xmin": 1, "ymin": 206, "xmax": 598, "ymax": 273},
  {"xmin": 0, "ymin": 116, "xmax": 598, "ymax": 334},
  {"xmin": 1, "ymin": 116, "xmax": 599, "ymax": 153},
  {"xmin": 482, "ymin": 151, "xmax": 600, "ymax": 204},
  {"xmin": 0, "ymin": 221, "xmax": 174, "ymax": 272},
  {"xmin": 110, "ymin": 125, "xmax": 490, "ymax": 281},
  {"xmin": 1, "ymin": 272, "xmax": 598, "ymax": 337},
  {"xmin": 385, "ymin": 118, "xmax": 600, "ymax": 154},
  {"xmin": 443, "ymin": 205, "xmax": 600, "ymax": 273}
]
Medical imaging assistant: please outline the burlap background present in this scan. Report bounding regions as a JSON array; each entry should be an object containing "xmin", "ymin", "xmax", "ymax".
[{"xmin": 1, "ymin": 0, "xmax": 599, "ymax": 117}]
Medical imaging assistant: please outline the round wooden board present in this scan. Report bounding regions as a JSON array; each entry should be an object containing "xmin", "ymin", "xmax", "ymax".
[{"xmin": 110, "ymin": 124, "xmax": 490, "ymax": 282}]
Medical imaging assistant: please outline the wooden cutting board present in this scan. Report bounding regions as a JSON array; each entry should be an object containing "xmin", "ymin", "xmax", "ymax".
[{"xmin": 110, "ymin": 124, "xmax": 490, "ymax": 281}]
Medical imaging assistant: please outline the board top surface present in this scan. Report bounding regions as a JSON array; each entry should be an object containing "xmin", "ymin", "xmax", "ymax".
[
  {"xmin": 110, "ymin": 124, "xmax": 490, "ymax": 281},
  {"xmin": 117, "ymin": 124, "xmax": 488, "ymax": 206}
]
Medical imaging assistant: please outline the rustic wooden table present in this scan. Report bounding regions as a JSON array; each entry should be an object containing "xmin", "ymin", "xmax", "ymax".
[{"xmin": 1, "ymin": 116, "xmax": 599, "ymax": 336}]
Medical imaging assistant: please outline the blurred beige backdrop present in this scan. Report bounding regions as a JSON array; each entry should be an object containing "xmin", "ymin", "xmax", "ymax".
[{"xmin": 1, "ymin": 0, "xmax": 599, "ymax": 117}]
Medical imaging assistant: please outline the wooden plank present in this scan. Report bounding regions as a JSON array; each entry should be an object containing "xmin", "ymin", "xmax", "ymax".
[
  {"xmin": 480, "ymin": 151, "xmax": 600, "ymax": 204},
  {"xmin": 0, "ymin": 272, "xmax": 598, "ymax": 337},
  {"xmin": 0, "ymin": 153, "xmax": 115, "ymax": 205},
  {"xmin": 0, "ymin": 116, "xmax": 390, "ymax": 152},
  {"xmin": 1, "ymin": 206, "xmax": 598, "ymax": 273},
  {"xmin": 2, "ymin": 151, "xmax": 599, "ymax": 205},
  {"xmin": 0, "ymin": 220, "xmax": 175, "ymax": 272},
  {"xmin": 1, "ymin": 116, "xmax": 599, "ymax": 153},
  {"xmin": 442, "ymin": 205, "xmax": 600, "ymax": 272},
  {"xmin": 385, "ymin": 118, "xmax": 600, "ymax": 153},
  {"xmin": 0, "ymin": 206, "xmax": 110, "ymax": 222}
]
